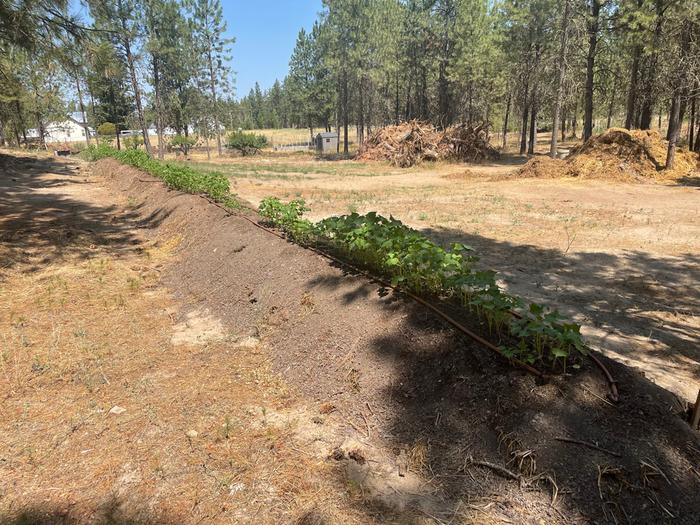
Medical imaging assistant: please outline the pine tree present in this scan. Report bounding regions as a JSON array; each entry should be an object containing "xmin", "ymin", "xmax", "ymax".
[{"xmin": 185, "ymin": 0, "xmax": 234, "ymax": 156}]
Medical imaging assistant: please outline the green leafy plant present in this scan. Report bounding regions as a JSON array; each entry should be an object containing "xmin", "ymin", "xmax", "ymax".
[
  {"xmin": 122, "ymin": 135, "xmax": 143, "ymax": 150},
  {"xmin": 258, "ymin": 198, "xmax": 588, "ymax": 370},
  {"xmin": 97, "ymin": 122, "xmax": 116, "ymax": 137},
  {"xmin": 225, "ymin": 131, "xmax": 268, "ymax": 156},
  {"xmin": 170, "ymin": 134, "xmax": 197, "ymax": 156},
  {"xmin": 81, "ymin": 144, "xmax": 239, "ymax": 209}
]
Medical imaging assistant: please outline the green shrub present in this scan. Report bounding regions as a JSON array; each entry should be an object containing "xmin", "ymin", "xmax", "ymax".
[
  {"xmin": 81, "ymin": 144, "xmax": 238, "ymax": 209},
  {"xmin": 97, "ymin": 122, "xmax": 116, "ymax": 137},
  {"xmin": 123, "ymin": 135, "xmax": 143, "ymax": 150},
  {"xmin": 225, "ymin": 131, "xmax": 268, "ymax": 156},
  {"xmin": 170, "ymin": 134, "xmax": 197, "ymax": 155},
  {"xmin": 258, "ymin": 197, "xmax": 587, "ymax": 371}
]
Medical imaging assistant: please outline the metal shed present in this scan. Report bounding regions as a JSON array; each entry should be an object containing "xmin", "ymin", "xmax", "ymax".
[{"xmin": 315, "ymin": 131, "xmax": 338, "ymax": 153}]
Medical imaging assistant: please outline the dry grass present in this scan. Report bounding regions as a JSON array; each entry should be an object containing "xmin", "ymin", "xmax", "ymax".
[
  {"xmin": 0, "ymin": 230, "xmax": 375, "ymax": 524},
  {"xmin": 246, "ymin": 127, "xmax": 358, "ymax": 146},
  {"xmin": 0, "ymin": 155, "xmax": 377, "ymax": 525}
]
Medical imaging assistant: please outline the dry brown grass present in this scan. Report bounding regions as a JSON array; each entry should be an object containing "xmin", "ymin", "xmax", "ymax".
[
  {"xmin": 0, "ymin": 230, "xmax": 376, "ymax": 524},
  {"xmin": 0, "ymin": 155, "xmax": 377, "ymax": 525}
]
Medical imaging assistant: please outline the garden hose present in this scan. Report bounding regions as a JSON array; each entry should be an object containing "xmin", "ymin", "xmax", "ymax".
[{"xmin": 202, "ymin": 194, "xmax": 619, "ymax": 403}]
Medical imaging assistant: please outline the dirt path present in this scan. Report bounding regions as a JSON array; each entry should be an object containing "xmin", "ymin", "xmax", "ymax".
[{"xmin": 2, "ymin": 152, "xmax": 699, "ymax": 524}]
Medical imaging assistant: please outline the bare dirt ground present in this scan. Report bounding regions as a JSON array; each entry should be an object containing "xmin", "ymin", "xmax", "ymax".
[
  {"xmin": 186, "ymin": 146, "xmax": 700, "ymax": 402},
  {"xmin": 2, "ymin": 151, "xmax": 699, "ymax": 525}
]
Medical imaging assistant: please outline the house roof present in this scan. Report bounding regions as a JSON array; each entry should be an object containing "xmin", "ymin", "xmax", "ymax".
[
  {"xmin": 317, "ymin": 132, "xmax": 338, "ymax": 138},
  {"xmin": 69, "ymin": 112, "xmax": 87, "ymax": 125}
]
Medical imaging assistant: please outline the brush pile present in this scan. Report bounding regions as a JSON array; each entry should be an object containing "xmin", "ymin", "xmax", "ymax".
[
  {"xmin": 358, "ymin": 120, "xmax": 499, "ymax": 167},
  {"xmin": 518, "ymin": 128, "xmax": 699, "ymax": 182}
]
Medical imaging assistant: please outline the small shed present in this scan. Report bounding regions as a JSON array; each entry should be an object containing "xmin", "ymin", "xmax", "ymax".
[{"xmin": 315, "ymin": 132, "xmax": 338, "ymax": 154}]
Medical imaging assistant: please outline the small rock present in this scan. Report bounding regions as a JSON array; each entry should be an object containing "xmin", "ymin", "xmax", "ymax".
[
  {"xmin": 235, "ymin": 336, "xmax": 260, "ymax": 349},
  {"xmin": 185, "ymin": 429, "xmax": 198, "ymax": 439},
  {"xmin": 109, "ymin": 406, "xmax": 126, "ymax": 415},
  {"xmin": 228, "ymin": 482, "xmax": 246, "ymax": 495},
  {"xmin": 330, "ymin": 447, "xmax": 345, "ymax": 461}
]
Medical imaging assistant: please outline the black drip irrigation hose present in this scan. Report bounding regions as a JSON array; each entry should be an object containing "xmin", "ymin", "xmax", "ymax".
[{"xmin": 201, "ymin": 194, "xmax": 619, "ymax": 402}]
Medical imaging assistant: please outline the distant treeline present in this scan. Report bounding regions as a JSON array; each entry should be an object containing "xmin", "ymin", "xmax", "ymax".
[{"xmin": 1, "ymin": 1, "xmax": 698, "ymax": 164}]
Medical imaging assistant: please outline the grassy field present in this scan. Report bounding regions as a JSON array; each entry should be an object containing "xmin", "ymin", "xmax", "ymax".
[{"xmin": 246, "ymin": 127, "xmax": 358, "ymax": 146}]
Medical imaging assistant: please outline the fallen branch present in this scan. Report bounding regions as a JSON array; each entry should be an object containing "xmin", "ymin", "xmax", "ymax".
[{"xmin": 555, "ymin": 437, "xmax": 621, "ymax": 457}]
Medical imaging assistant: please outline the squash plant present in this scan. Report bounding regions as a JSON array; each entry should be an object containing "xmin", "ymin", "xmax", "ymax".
[
  {"xmin": 258, "ymin": 197, "xmax": 588, "ymax": 371},
  {"xmin": 82, "ymin": 144, "xmax": 238, "ymax": 209}
]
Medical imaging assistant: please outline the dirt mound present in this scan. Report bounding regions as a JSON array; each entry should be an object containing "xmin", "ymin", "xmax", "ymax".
[
  {"xmin": 85, "ymin": 158, "xmax": 700, "ymax": 523},
  {"xmin": 358, "ymin": 120, "xmax": 499, "ymax": 167},
  {"xmin": 518, "ymin": 128, "xmax": 699, "ymax": 181}
]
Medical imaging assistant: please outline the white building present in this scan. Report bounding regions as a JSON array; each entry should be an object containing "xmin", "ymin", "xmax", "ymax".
[{"xmin": 28, "ymin": 112, "xmax": 95, "ymax": 144}]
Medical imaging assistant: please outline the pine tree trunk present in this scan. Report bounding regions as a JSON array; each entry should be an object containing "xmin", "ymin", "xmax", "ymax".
[
  {"xmin": 689, "ymin": 95, "xmax": 696, "ymax": 148},
  {"xmin": 36, "ymin": 115, "xmax": 47, "ymax": 150},
  {"xmin": 666, "ymin": 97, "xmax": 677, "ymax": 141},
  {"xmin": 14, "ymin": 100, "xmax": 27, "ymax": 145},
  {"xmin": 153, "ymin": 58, "xmax": 165, "ymax": 160},
  {"xmin": 519, "ymin": 79, "xmax": 529, "ymax": 155},
  {"xmin": 561, "ymin": 108, "xmax": 567, "ymax": 141},
  {"xmin": 342, "ymin": 68, "xmax": 349, "ymax": 154},
  {"xmin": 551, "ymin": 0, "xmax": 572, "ymax": 157},
  {"xmin": 358, "ymin": 77, "xmax": 365, "ymax": 145},
  {"xmin": 394, "ymin": 69, "xmax": 400, "ymax": 124},
  {"xmin": 207, "ymin": 48, "xmax": 222, "ymax": 156},
  {"xmin": 583, "ymin": 0, "xmax": 600, "ymax": 141},
  {"xmin": 502, "ymin": 92, "xmax": 511, "ymax": 150},
  {"xmin": 366, "ymin": 84, "xmax": 373, "ymax": 136},
  {"xmin": 666, "ymin": 90, "xmax": 681, "ymax": 170},
  {"xmin": 118, "ymin": 0, "xmax": 152, "ymax": 156},
  {"xmin": 528, "ymin": 95, "xmax": 537, "ymax": 155},
  {"xmin": 74, "ymin": 76, "xmax": 91, "ymax": 146},
  {"xmin": 625, "ymin": 46, "xmax": 641, "ymax": 129}
]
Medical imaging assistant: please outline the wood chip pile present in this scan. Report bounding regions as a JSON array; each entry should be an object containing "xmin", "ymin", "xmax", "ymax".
[
  {"xmin": 517, "ymin": 128, "xmax": 699, "ymax": 181},
  {"xmin": 358, "ymin": 120, "xmax": 499, "ymax": 167}
]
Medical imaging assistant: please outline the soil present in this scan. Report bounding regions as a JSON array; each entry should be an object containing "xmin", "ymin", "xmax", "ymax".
[
  {"xmin": 215, "ymin": 150, "xmax": 700, "ymax": 402},
  {"xmin": 2, "ymin": 152, "xmax": 699, "ymax": 524}
]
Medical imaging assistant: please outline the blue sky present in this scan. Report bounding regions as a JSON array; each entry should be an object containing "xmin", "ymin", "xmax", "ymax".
[
  {"xmin": 70, "ymin": 0, "xmax": 322, "ymax": 100},
  {"xmin": 224, "ymin": 1, "xmax": 322, "ymax": 98}
]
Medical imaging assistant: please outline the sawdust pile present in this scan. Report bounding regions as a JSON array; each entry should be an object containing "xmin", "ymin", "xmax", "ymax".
[
  {"xmin": 358, "ymin": 120, "xmax": 499, "ymax": 167},
  {"xmin": 518, "ymin": 128, "xmax": 699, "ymax": 182}
]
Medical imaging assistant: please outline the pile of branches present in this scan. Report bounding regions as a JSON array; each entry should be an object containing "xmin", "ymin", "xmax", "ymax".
[
  {"xmin": 358, "ymin": 120, "xmax": 499, "ymax": 167},
  {"xmin": 438, "ymin": 122, "xmax": 500, "ymax": 164}
]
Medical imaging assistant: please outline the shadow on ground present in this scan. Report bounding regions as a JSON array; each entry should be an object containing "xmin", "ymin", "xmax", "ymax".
[
  {"xmin": 419, "ymin": 224, "xmax": 700, "ymax": 392},
  {"xmin": 0, "ymin": 498, "xmax": 180, "ymax": 525},
  {"xmin": 0, "ymin": 153, "xmax": 171, "ymax": 274},
  {"xmin": 307, "ymin": 265, "xmax": 700, "ymax": 523}
]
